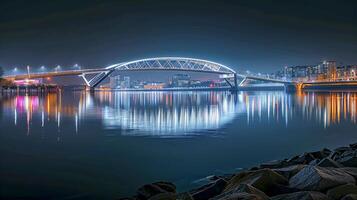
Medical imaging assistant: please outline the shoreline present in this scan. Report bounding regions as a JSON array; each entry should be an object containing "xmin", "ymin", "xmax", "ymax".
[{"xmin": 124, "ymin": 142, "xmax": 357, "ymax": 200}]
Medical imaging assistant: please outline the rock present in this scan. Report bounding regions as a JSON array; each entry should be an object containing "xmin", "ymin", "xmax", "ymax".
[
  {"xmin": 317, "ymin": 157, "xmax": 343, "ymax": 168},
  {"xmin": 292, "ymin": 153, "xmax": 316, "ymax": 165},
  {"xmin": 310, "ymin": 159, "xmax": 320, "ymax": 166},
  {"xmin": 274, "ymin": 165, "xmax": 306, "ymax": 179},
  {"xmin": 342, "ymin": 194, "xmax": 357, "ymax": 200},
  {"xmin": 148, "ymin": 193, "xmax": 176, "ymax": 200},
  {"xmin": 330, "ymin": 147, "xmax": 352, "ymax": 160},
  {"xmin": 271, "ymin": 191, "xmax": 331, "ymax": 200},
  {"xmin": 350, "ymin": 143, "xmax": 357, "ymax": 150},
  {"xmin": 340, "ymin": 149, "xmax": 356, "ymax": 158},
  {"xmin": 215, "ymin": 192, "xmax": 269, "ymax": 200},
  {"xmin": 326, "ymin": 184, "xmax": 357, "ymax": 200},
  {"xmin": 334, "ymin": 147, "xmax": 352, "ymax": 154},
  {"xmin": 137, "ymin": 181, "xmax": 176, "ymax": 200},
  {"xmin": 224, "ymin": 169, "xmax": 288, "ymax": 196},
  {"xmin": 339, "ymin": 168, "xmax": 357, "ymax": 180},
  {"xmin": 176, "ymin": 192, "xmax": 194, "ymax": 200},
  {"xmin": 310, "ymin": 148, "xmax": 332, "ymax": 160},
  {"xmin": 216, "ymin": 192, "xmax": 269, "ymax": 200},
  {"xmin": 260, "ymin": 159, "xmax": 288, "ymax": 169},
  {"xmin": 337, "ymin": 156, "xmax": 357, "ymax": 167},
  {"xmin": 212, "ymin": 184, "xmax": 270, "ymax": 200},
  {"xmin": 190, "ymin": 178, "xmax": 227, "ymax": 200},
  {"xmin": 289, "ymin": 165, "xmax": 355, "ymax": 191}
]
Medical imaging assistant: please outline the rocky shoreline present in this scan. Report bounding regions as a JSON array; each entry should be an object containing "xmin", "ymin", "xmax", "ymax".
[{"xmin": 122, "ymin": 143, "xmax": 357, "ymax": 200}]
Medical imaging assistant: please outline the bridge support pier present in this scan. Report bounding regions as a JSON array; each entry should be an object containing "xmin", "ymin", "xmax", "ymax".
[
  {"xmin": 284, "ymin": 84, "xmax": 298, "ymax": 93},
  {"xmin": 234, "ymin": 74, "xmax": 238, "ymax": 90}
]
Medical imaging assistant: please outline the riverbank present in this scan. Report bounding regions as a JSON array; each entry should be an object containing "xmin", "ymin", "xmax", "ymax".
[{"xmin": 124, "ymin": 143, "xmax": 357, "ymax": 200}]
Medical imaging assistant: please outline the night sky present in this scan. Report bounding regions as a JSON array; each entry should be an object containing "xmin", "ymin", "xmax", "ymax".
[{"xmin": 1, "ymin": 0, "xmax": 357, "ymax": 73}]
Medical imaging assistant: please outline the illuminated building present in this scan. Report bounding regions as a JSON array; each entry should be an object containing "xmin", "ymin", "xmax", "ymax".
[
  {"xmin": 284, "ymin": 65, "xmax": 316, "ymax": 81},
  {"xmin": 172, "ymin": 74, "xmax": 191, "ymax": 87},
  {"xmin": 13, "ymin": 79, "xmax": 41, "ymax": 85},
  {"xmin": 120, "ymin": 76, "xmax": 131, "ymax": 89},
  {"xmin": 143, "ymin": 82, "xmax": 165, "ymax": 89},
  {"xmin": 316, "ymin": 60, "xmax": 337, "ymax": 80},
  {"xmin": 337, "ymin": 65, "xmax": 357, "ymax": 80},
  {"xmin": 109, "ymin": 75, "xmax": 121, "ymax": 88}
]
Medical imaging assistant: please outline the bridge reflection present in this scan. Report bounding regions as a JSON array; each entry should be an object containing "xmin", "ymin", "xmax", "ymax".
[{"xmin": 0, "ymin": 91, "xmax": 356, "ymax": 137}]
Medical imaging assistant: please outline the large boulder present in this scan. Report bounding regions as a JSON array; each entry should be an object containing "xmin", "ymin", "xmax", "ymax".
[
  {"xmin": 274, "ymin": 165, "xmax": 306, "ymax": 179},
  {"xmin": 338, "ymin": 168, "xmax": 357, "ymax": 180},
  {"xmin": 260, "ymin": 159, "xmax": 289, "ymax": 169},
  {"xmin": 176, "ymin": 192, "xmax": 194, "ymax": 200},
  {"xmin": 289, "ymin": 165, "xmax": 355, "ymax": 191},
  {"xmin": 342, "ymin": 194, "xmax": 357, "ymax": 200},
  {"xmin": 137, "ymin": 181, "xmax": 176, "ymax": 200},
  {"xmin": 326, "ymin": 184, "xmax": 357, "ymax": 200},
  {"xmin": 190, "ymin": 178, "xmax": 227, "ymax": 200},
  {"xmin": 271, "ymin": 191, "xmax": 331, "ymax": 200},
  {"xmin": 310, "ymin": 148, "xmax": 332, "ymax": 160},
  {"xmin": 337, "ymin": 155, "xmax": 357, "ymax": 167},
  {"xmin": 330, "ymin": 147, "xmax": 352, "ymax": 160},
  {"xmin": 317, "ymin": 157, "xmax": 343, "ymax": 168},
  {"xmin": 148, "ymin": 193, "xmax": 176, "ymax": 200},
  {"xmin": 212, "ymin": 184, "xmax": 270, "ymax": 200},
  {"xmin": 224, "ymin": 169, "xmax": 288, "ymax": 196},
  {"xmin": 290, "ymin": 153, "xmax": 316, "ymax": 165},
  {"xmin": 350, "ymin": 143, "xmax": 357, "ymax": 150},
  {"xmin": 215, "ymin": 192, "xmax": 269, "ymax": 200}
]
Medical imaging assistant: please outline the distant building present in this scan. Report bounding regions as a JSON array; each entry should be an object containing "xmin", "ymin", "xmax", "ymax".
[
  {"xmin": 316, "ymin": 61, "xmax": 337, "ymax": 80},
  {"xmin": 172, "ymin": 74, "xmax": 190, "ymax": 87},
  {"xmin": 280, "ymin": 60, "xmax": 343, "ymax": 81},
  {"xmin": 284, "ymin": 65, "xmax": 315, "ymax": 81},
  {"xmin": 144, "ymin": 82, "xmax": 165, "ymax": 89},
  {"xmin": 109, "ymin": 75, "xmax": 121, "ymax": 88},
  {"xmin": 120, "ymin": 76, "xmax": 131, "ymax": 89},
  {"xmin": 131, "ymin": 80, "xmax": 144, "ymax": 89},
  {"xmin": 190, "ymin": 80, "xmax": 203, "ymax": 87},
  {"xmin": 337, "ymin": 65, "xmax": 357, "ymax": 80}
]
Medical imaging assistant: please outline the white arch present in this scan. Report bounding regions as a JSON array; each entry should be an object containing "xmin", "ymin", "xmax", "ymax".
[{"xmin": 105, "ymin": 57, "xmax": 236, "ymax": 74}]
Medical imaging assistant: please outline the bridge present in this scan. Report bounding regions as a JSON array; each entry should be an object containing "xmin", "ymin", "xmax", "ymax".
[{"xmin": 3, "ymin": 57, "xmax": 291, "ymax": 90}]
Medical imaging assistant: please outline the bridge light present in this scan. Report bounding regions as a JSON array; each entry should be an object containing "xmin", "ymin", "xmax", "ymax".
[{"xmin": 40, "ymin": 66, "xmax": 46, "ymax": 71}]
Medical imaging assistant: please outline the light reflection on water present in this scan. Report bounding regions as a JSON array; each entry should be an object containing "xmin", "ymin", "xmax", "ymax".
[
  {"xmin": 1, "ymin": 91, "xmax": 356, "ymax": 137},
  {"xmin": 1, "ymin": 90, "xmax": 357, "ymax": 198}
]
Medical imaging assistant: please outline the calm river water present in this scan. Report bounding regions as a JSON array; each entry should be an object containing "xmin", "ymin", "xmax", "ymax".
[{"xmin": 0, "ymin": 90, "xmax": 356, "ymax": 199}]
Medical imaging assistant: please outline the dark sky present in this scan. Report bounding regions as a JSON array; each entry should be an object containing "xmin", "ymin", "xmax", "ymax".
[{"xmin": 1, "ymin": 0, "xmax": 357, "ymax": 73}]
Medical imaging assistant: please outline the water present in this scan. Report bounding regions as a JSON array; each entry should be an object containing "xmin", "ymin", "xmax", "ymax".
[{"xmin": 0, "ymin": 90, "xmax": 356, "ymax": 199}]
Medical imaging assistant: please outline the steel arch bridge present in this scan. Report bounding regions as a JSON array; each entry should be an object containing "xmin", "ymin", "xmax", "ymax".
[
  {"xmin": 81, "ymin": 57, "xmax": 238, "ymax": 87},
  {"xmin": 3, "ymin": 57, "xmax": 292, "ymax": 89}
]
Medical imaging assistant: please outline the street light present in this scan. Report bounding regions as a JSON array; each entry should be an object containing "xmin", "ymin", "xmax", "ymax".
[
  {"xmin": 73, "ymin": 64, "xmax": 81, "ymax": 70},
  {"xmin": 55, "ymin": 65, "xmax": 61, "ymax": 72}
]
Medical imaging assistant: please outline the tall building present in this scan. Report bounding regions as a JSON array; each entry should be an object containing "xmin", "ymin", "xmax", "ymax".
[
  {"xmin": 337, "ymin": 65, "xmax": 357, "ymax": 80},
  {"xmin": 109, "ymin": 75, "xmax": 121, "ymax": 88},
  {"xmin": 172, "ymin": 74, "xmax": 190, "ymax": 87},
  {"xmin": 316, "ymin": 61, "xmax": 337, "ymax": 80},
  {"xmin": 284, "ymin": 65, "xmax": 315, "ymax": 81},
  {"xmin": 120, "ymin": 76, "xmax": 130, "ymax": 89}
]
